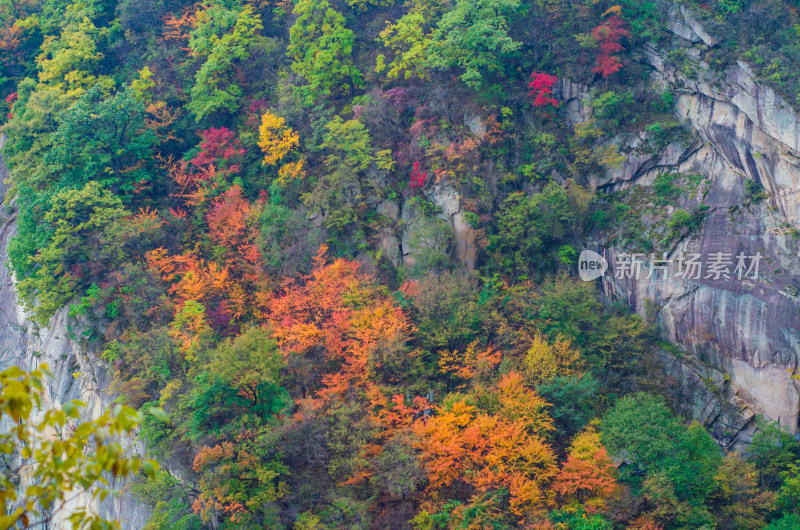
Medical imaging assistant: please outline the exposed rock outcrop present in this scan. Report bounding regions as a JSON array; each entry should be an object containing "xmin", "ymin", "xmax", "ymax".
[
  {"xmin": 0, "ymin": 138, "xmax": 151, "ymax": 529},
  {"xmin": 599, "ymin": 8, "xmax": 800, "ymax": 444}
]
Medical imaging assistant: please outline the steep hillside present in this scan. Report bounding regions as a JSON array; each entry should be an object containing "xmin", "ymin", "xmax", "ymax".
[{"xmin": 1, "ymin": 0, "xmax": 800, "ymax": 528}]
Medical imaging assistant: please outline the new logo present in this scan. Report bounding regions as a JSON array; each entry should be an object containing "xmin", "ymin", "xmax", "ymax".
[{"xmin": 578, "ymin": 249, "xmax": 607, "ymax": 281}]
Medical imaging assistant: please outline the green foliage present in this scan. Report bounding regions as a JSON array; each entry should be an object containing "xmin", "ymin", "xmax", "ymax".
[
  {"xmin": 17, "ymin": 181, "xmax": 129, "ymax": 325},
  {"xmin": 258, "ymin": 201, "xmax": 319, "ymax": 275},
  {"xmin": 744, "ymin": 178, "xmax": 769, "ymax": 205},
  {"xmin": 46, "ymin": 85, "xmax": 156, "ymax": 196},
  {"xmin": 287, "ymin": 0, "xmax": 362, "ymax": 106},
  {"xmin": 376, "ymin": 12, "xmax": 431, "ymax": 81},
  {"xmin": 601, "ymin": 393, "xmax": 722, "ymax": 505},
  {"xmin": 424, "ymin": 0, "xmax": 521, "ymax": 89},
  {"xmin": 749, "ymin": 421, "xmax": 800, "ymax": 489},
  {"xmin": 302, "ymin": 116, "xmax": 386, "ymax": 236},
  {"xmin": 35, "ymin": 1, "xmax": 112, "ymax": 96},
  {"xmin": 190, "ymin": 327, "xmax": 290, "ymax": 436},
  {"xmin": 0, "ymin": 0, "xmax": 796, "ymax": 527},
  {"xmin": 766, "ymin": 513, "xmax": 800, "ymax": 529},
  {"xmin": 536, "ymin": 374, "xmax": 600, "ymax": 440},
  {"xmin": 406, "ymin": 216, "xmax": 455, "ymax": 276},
  {"xmin": 488, "ymin": 181, "xmax": 591, "ymax": 279},
  {"xmin": 134, "ymin": 469, "xmax": 204, "ymax": 530},
  {"xmin": 188, "ymin": 4, "xmax": 263, "ymax": 120}
]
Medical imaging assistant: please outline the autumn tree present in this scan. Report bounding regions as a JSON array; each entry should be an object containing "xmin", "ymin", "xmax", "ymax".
[
  {"xmin": 206, "ymin": 185, "xmax": 264, "ymax": 282},
  {"xmin": 267, "ymin": 246, "xmax": 413, "ymax": 403},
  {"xmin": 190, "ymin": 126, "xmax": 246, "ymax": 175},
  {"xmin": 258, "ymin": 111, "xmax": 299, "ymax": 166},
  {"xmin": 553, "ymin": 426, "xmax": 618, "ymax": 513},
  {"xmin": 257, "ymin": 111, "xmax": 307, "ymax": 187},
  {"xmin": 192, "ymin": 428, "xmax": 289, "ymax": 527},
  {"xmin": 529, "ymin": 72, "xmax": 559, "ymax": 108},
  {"xmin": 591, "ymin": 14, "xmax": 630, "ymax": 79},
  {"xmin": 415, "ymin": 373, "xmax": 557, "ymax": 523}
]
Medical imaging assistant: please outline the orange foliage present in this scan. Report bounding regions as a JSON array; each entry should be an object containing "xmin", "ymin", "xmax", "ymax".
[
  {"xmin": 161, "ymin": 155, "xmax": 222, "ymax": 206},
  {"xmin": 553, "ymin": 427, "xmax": 619, "ymax": 513},
  {"xmin": 145, "ymin": 248, "xmax": 253, "ymax": 324},
  {"xmin": 415, "ymin": 373, "xmax": 557, "ymax": 523},
  {"xmin": 162, "ymin": 4, "xmax": 201, "ymax": 50},
  {"xmin": 438, "ymin": 340, "xmax": 502, "ymax": 384},
  {"xmin": 206, "ymin": 185, "xmax": 264, "ymax": 282},
  {"xmin": 267, "ymin": 246, "xmax": 414, "ymax": 403},
  {"xmin": 145, "ymin": 101, "xmax": 181, "ymax": 143}
]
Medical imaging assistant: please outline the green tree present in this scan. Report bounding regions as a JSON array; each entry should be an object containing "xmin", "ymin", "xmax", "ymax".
[
  {"xmin": 376, "ymin": 12, "xmax": 431, "ymax": 81},
  {"xmin": 601, "ymin": 393, "xmax": 722, "ymax": 505},
  {"xmin": 190, "ymin": 326, "xmax": 290, "ymax": 435},
  {"xmin": 188, "ymin": 4, "xmax": 263, "ymax": 120},
  {"xmin": 287, "ymin": 0, "xmax": 362, "ymax": 106},
  {"xmin": 425, "ymin": 0, "xmax": 521, "ymax": 89},
  {"xmin": 34, "ymin": 1, "xmax": 112, "ymax": 96},
  {"xmin": 489, "ymin": 182, "xmax": 587, "ymax": 278},
  {"xmin": 46, "ymin": 85, "xmax": 156, "ymax": 196},
  {"xmin": 302, "ymin": 116, "xmax": 391, "ymax": 235},
  {"xmin": 17, "ymin": 181, "xmax": 129, "ymax": 325}
]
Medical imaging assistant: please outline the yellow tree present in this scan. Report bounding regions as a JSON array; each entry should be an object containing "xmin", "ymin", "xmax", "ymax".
[
  {"xmin": 0, "ymin": 365, "xmax": 159, "ymax": 528},
  {"xmin": 258, "ymin": 111, "xmax": 306, "ymax": 186}
]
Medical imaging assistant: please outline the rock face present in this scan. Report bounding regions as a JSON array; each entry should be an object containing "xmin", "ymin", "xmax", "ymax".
[
  {"xmin": 0, "ymin": 137, "xmax": 151, "ymax": 529},
  {"xmin": 378, "ymin": 6, "xmax": 800, "ymax": 446},
  {"xmin": 599, "ymin": 9, "xmax": 800, "ymax": 444}
]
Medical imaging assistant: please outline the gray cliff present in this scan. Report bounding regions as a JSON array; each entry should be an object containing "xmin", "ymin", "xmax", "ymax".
[{"xmin": 0, "ymin": 136, "xmax": 151, "ymax": 529}]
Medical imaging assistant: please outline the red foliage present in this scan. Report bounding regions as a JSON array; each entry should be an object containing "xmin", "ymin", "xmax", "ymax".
[
  {"xmin": 245, "ymin": 98, "xmax": 267, "ymax": 129},
  {"xmin": 409, "ymin": 161, "xmax": 427, "ymax": 189},
  {"xmin": 267, "ymin": 246, "xmax": 414, "ymax": 404},
  {"xmin": 206, "ymin": 185, "xmax": 264, "ymax": 283},
  {"xmin": 190, "ymin": 127, "xmax": 245, "ymax": 174},
  {"xmin": 5, "ymin": 91, "xmax": 16, "ymax": 120},
  {"xmin": 528, "ymin": 73, "xmax": 559, "ymax": 108},
  {"xmin": 591, "ymin": 15, "xmax": 629, "ymax": 79}
]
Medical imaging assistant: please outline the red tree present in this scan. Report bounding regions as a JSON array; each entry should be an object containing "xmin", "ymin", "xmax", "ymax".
[
  {"xmin": 4, "ymin": 91, "xmax": 16, "ymax": 120},
  {"xmin": 190, "ymin": 127, "xmax": 245, "ymax": 174},
  {"xmin": 591, "ymin": 15, "xmax": 629, "ymax": 79},
  {"xmin": 528, "ymin": 73, "xmax": 558, "ymax": 108},
  {"xmin": 409, "ymin": 161, "xmax": 427, "ymax": 189}
]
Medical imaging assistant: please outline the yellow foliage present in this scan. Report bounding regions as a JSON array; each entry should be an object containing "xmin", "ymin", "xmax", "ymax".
[
  {"xmin": 258, "ymin": 111, "xmax": 300, "ymax": 166},
  {"xmin": 602, "ymin": 5, "xmax": 623, "ymax": 17},
  {"xmin": 524, "ymin": 333, "xmax": 582, "ymax": 385},
  {"xmin": 596, "ymin": 144, "xmax": 626, "ymax": 169},
  {"xmin": 574, "ymin": 118, "xmax": 603, "ymax": 140},
  {"xmin": 276, "ymin": 158, "xmax": 307, "ymax": 186}
]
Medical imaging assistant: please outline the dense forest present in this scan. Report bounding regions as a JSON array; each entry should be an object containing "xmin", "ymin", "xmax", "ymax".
[{"xmin": 1, "ymin": 0, "xmax": 800, "ymax": 528}]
